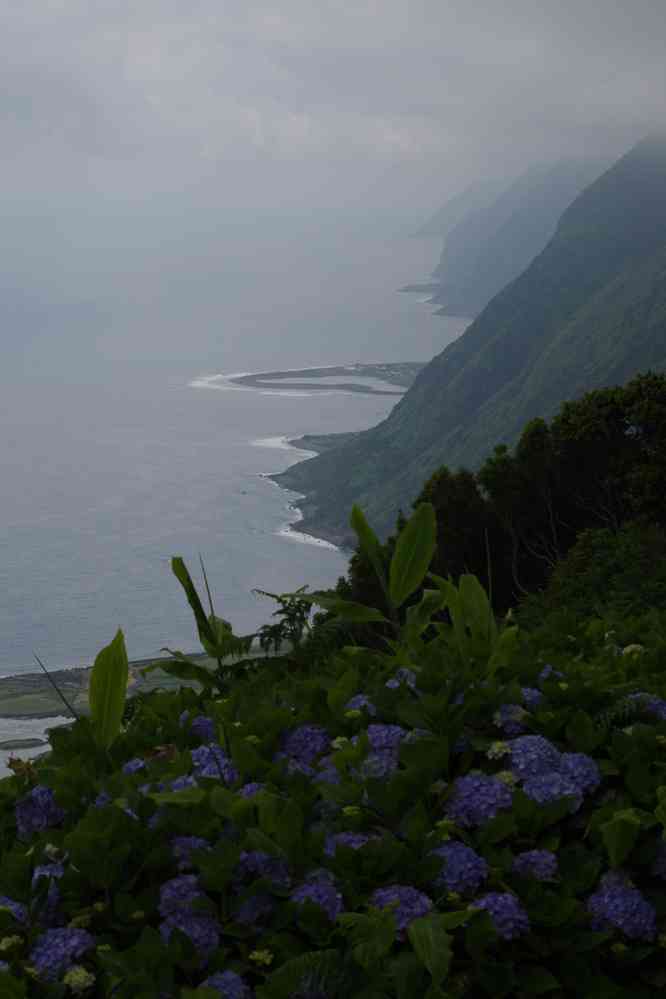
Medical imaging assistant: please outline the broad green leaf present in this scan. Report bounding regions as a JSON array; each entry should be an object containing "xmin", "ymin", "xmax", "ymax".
[
  {"xmin": 408, "ymin": 914, "xmax": 453, "ymax": 986},
  {"xmin": 88, "ymin": 630, "xmax": 129, "ymax": 749},
  {"xmin": 351, "ymin": 505, "xmax": 388, "ymax": 595},
  {"xmin": 308, "ymin": 593, "xmax": 389, "ymax": 623},
  {"xmin": 389, "ymin": 502, "xmax": 437, "ymax": 608},
  {"xmin": 486, "ymin": 625, "xmax": 520, "ymax": 677},
  {"xmin": 458, "ymin": 574, "xmax": 497, "ymax": 652},
  {"xmin": 566, "ymin": 710, "xmax": 604, "ymax": 753},
  {"xmin": 404, "ymin": 589, "xmax": 445, "ymax": 644},
  {"xmin": 171, "ymin": 557, "xmax": 216, "ymax": 650},
  {"xmin": 141, "ymin": 657, "xmax": 214, "ymax": 689},
  {"xmin": 601, "ymin": 809, "xmax": 642, "ymax": 867},
  {"xmin": 516, "ymin": 967, "xmax": 560, "ymax": 993},
  {"xmin": 149, "ymin": 788, "xmax": 206, "ymax": 807},
  {"xmin": 429, "ymin": 573, "xmax": 466, "ymax": 659}
]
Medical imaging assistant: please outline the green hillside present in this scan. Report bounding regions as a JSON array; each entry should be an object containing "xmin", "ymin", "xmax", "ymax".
[{"xmin": 274, "ymin": 134, "xmax": 666, "ymax": 546}]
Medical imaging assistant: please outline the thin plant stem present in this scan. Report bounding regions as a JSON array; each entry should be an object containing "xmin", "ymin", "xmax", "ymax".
[{"xmin": 33, "ymin": 654, "xmax": 79, "ymax": 720}]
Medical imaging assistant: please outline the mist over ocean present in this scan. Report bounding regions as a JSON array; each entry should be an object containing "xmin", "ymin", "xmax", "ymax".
[{"xmin": 1, "ymin": 221, "xmax": 466, "ymax": 676}]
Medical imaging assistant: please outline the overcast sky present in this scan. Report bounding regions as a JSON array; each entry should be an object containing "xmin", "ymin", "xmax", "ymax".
[{"xmin": 2, "ymin": 1, "xmax": 665, "ymax": 364}]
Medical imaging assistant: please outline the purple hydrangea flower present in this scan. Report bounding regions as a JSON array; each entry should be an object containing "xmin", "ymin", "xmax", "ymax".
[
  {"xmin": 94, "ymin": 790, "xmax": 112, "ymax": 808},
  {"xmin": 445, "ymin": 774, "xmax": 513, "ymax": 827},
  {"xmin": 314, "ymin": 756, "xmax": 341, "ymax": 785},
  {"xmin": 369, "ymin": 885, "xmax": 432, "ymax": 934},
  {"xmin": 122, "ymin": 757, "xmax": 146, "ymax": 775},
  {"xmin": 324, "ymin": 832, "xmax": 372, "ymax": 857},
  {"xmin": 16, "ymin": 786, "xmax": 65, "ymax": 840},
  {"xmin": 191, "ymin": 743, "xmax": 239, "ymax": 783},
  {"xmin": 523, "ymin": 772, "xmax": 582, "ymax": 812},
  {"xmin": 521, "ymin": 687, "xmax": 544, "ymax": 711},
  {"xmin": 512, "ymin": 849, "xmax": 558, "ymax": 881},
  {"xmin": 558, "ymin": 753, "xmax": 601, "ymax": 795},
  {"xmin": 386, "ymin": 668, "xmax": 417, "ymax": 691},
  {"xmin": 201, "ymin": 970, "xmax": 252, "ymax": 998},
  {"xmin": 32, "ymin": 862, "xmax": 65, "ymax": 927},
  {"xmin": 430, "ymin": 842, "xmax": 488, "ymax": 894},
  {"xmin": 587, "ymin": 871, "xmax": 657, "ymax": 941},
  {"xmin": 494, "ymin": 704, "xmax": 527, "ymax": 737},
  {"xmin": 29, "ymin": 928, "xmax": 95, "ymax": 982},
  {"xmin": 472, "ymin": 892, "xmax": 530, "ymax": 940},
  {"xmin": 190, "ymin": 716, "xmax": 217, "ymax": 743},
  {"xmin": 280, "ymin": 725, "xmax": 330, "ymax": 766},
  {"xmin": 538, "ymin": 664, "xmax": 563, "ymax": 684},
  {"xmin": 290, "ymin": 878, "xmax": 343, "ymax": 922},
  {"xmin": 171, "ymin": 775, "xmax": 198, "ymax": 792},
  {"xmin": 171, "ymin": 836, "xmax": 211, "ymax": 872},
  {"xmin": 234, "ymin": 851, "xmax": 291, "ymax": 889},
  {"xmin": 366, "ymin": 724, "xmax": 406, "ymax": 754},
  {"xmin": 360, "ymin": 749, "xmax": 400, "ymax": 780},
  {"xmin": 507, "ymin": 735, "xmax": 561, "ymax": 781},
  {"xmin": 159, "ymin": 875, "xmax": 203, "ymax": 916},
  {"xmin": 0, "ymin": 894, "xmax": 28, "ymax": 925},
  {"xmin": 160, "ymin": 910, "xmax": 220, "ymax": 959},
  {"xmin": 344, "ymin": 694, "xmax": 377, "ymax": 716},
  {"xmin": 238, "ymin": 782, "xmax": 265, "ymax": 798}
]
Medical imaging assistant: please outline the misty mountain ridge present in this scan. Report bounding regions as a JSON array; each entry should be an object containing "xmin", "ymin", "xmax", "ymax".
[{"xmin": 273, "ymin": 133, "xmax": 666, "ymax": 546}]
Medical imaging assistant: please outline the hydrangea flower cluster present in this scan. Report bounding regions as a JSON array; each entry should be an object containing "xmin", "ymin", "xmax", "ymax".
[
  {"xmin": 191, "ymin": 743, "xmax": 239, "ymax": 783},
  {"xmin": 279, "ymin": 725, "xmax": 331, "ymax": 767},
  {"xmin": 538, "ymin": 664, "xmax": 563, "ymax": 683},
  {"xmin": 290, "ymin": 870, "xmax": 343, "ymax": 922},
  {"xmin": 385, "ymin": 668, "xmax": 417, "ymax": 691},
  {"xmin": 238, "ymin": 782, "xmax": 265, "ymax": 798},
  {"xmin": 344, "ymin": 694, "xmax": 377, "ymax": 716},
  {"xmin": 512, "ymin": 849, "xmax": 558, "ymax": 881},
  {"xmin": 521, "ymin": 687, "xmax": 544, "ymax": 711},
  {"xmin": 15, "ymin": 786, "xmax": 65, "ymax": 840},
  {"xmin": 121, "ymin": 757, "xmax": 146, "ymax": 775},
  {"xmin": 201, "ymin": 969, "xmax": 252, "ymax": 998},
  {"xmin": 522, "ymin": 772, "xmax": 583, "ymax": 812},
  {"xmin": 587, "ymin": 871, "xmax": 657, "ymax": 941},
  {"xmin": 0, "ymin": 894, "xmax": 28, "ymax": 926},
  {"xmin": 29, "ymin": 928, "xmax": 95, "ymax": 982},
  {"xmin": 350, "ymin": 723, "xmax": 408, "ymax": 781},
  {"xmin": 369, "ymin": 885, "xmax": 432, "ymax": 935},
  {"xmin": 472, "ymin": 892, "xmax": 530, "ymax": 939},
  {"xmin": 158, "ymin": 875, "xmax": 220, "ymax": 960},
  {"xmin": 430, "ymin": 842, "xmax": 488, "ymax": 894},
  {"xmin": 189, "ymin": 715, "xmax": 217, "ymax": 743},
  {"xmin": 444, "ymin": 773, "xmax": 513, "ymax": 827},
  {"xmin": 171, "ymin": 836, "xmax": 211, "ymax": 872},
  {"xmin": 505, "ymin": 735, "xmax": 600, "ymax": 811},
  {"xmin": 627, "ymin": 692, "xmax": 666, "ymax": 721},
  {"xmin": 234, "ymin": 851, "xmax": 291, "ymax": 889},
  {"xmin": 32, "ymin": 861, "xmax": 65, "ymax": 927},
  {"xmin": 323, "ymin": 831, "xmax": 372, "ymax": 857},
  {"xmin": 493, "ymin": 704, "xmax": 528, "ymax": 736}
]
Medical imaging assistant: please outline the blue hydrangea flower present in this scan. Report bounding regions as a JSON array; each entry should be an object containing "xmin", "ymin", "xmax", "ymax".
[
  {"xmin": 29, "ymin": 928, "xmax": 95, "ymax": 982},
  {"xmin": 122, "ymin": 757, "xmax": 146, "ymax": 775},
  {"xmin": 324, "ymin": 832, "xmax": 372, "ymax": 857},
  {"xmin": 627, "ymin": 692, "xmax": 666, "ymax": 721},
  {"xmin": 430, "ymin": 842, "xmax": 488, "ymax": 894},
  {"xmin": 191, "ymin": 743, "xmax": 239, "ymax": 783},
  {"xmin": 493, "ymin": 704, "xmax": 528, "ymax": 736},
  {"xmin": 366, "ymin": 724, "xmax": 406, "ymax": 754},
  {"xmin": 171, "ymin": 836, "xmax": 211, "ymax": 872},
  {"xmin": 538, "ymin": 664, "xmax": 563, "ymax": 684},
  {"xmin": 234, "ymin": 851, "xmax": 291, "ymax": 889},
  {"xmin": 472, "ymin": 892, "xmax": 530, "ymax": 940},
  {"xmin": 158, "ymin": 875, "xmax": 203, "ymax": 916},
  {"xmin": 0, "ymin": 894, "xmax": 28, "ymax": 925},
  {"xmin": 360, "ymin": 749, "xmax": 400, "ymax": 780},
  {"xmin": 313, "ymin": 756, "xmax": 341, "ymax": 785},
  {"xmin": 344, "ymin": 694, "xmax": 377, "ymax": 716},
  {"xmin": 386, "ymin": 668, "xmax": 417, "ymax": 691},
  {"xmin": 16, "ymin": 786, "xmax": 65, "ymax": 840},
  {"xmin": 160, "ymin": 909, "xmax": 220, "ymax": 959},
  {"xmin": 93, "ymin": 790, "xmax": 112, "ymax": 808},
  {"xmin": 558, "ymin": 752, "xmax": 600, "ymax": 795},
  {"xmin": 290, "ymin": 877, "xmax": 343, "ymax": 922},
  {"xmin": 587, "ymin": 871, "xmax": 656, "ymax": 941},
  {"xmin": 280, "ymin": 725, "xmax": 330, "ymax": 766},
  {"xmin": 190, "ymin": 716, "xmax": 217, "ymax": 743},
  {"xmin": 507, "ymin": 735, "xmax": 561, "ymax": 781},
  {"xmin": 32, "ymin": 862, "xmax": 65, "ymax": 928},
  {"xmin": 521, "ymin": 687, "xmax": 544, "ymax": 711},
  {"xmin": 201, "ymin": 969, "xmax": 252, "ymax": 998},
  {"xmin": 369, "ymin": 885, "xmax": 432, "ymax": 934},
  {"xmin": 522, "ymin": 772, "xmax": 582, "ymax": 812},
  {"xmin": 238, "ymin": 782, "xmax": 265, "ymax": 798},
  {"xmin": 171, "ymin": 775, "xmax": 198, "ymax": 792},
  {"xmin": 512, "ymin": 849, "xmax": 558, "ymax": 881},
  {"xmin": 444, "ymin": 774, "xmax": 513, "ymax": 827}
]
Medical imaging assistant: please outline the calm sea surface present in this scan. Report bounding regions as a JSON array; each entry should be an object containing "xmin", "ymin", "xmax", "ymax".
[{"xmin": 1, "ymin": 222, "xmax": 467, "ymax": 677}]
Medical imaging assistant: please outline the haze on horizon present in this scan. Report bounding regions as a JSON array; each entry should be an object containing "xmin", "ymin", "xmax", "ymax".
[{"xmin": 2, "ymin": 0, "xmax": 665, "ymax": 373}]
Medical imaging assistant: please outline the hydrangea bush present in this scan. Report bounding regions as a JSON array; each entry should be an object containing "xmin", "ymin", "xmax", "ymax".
[{"xmin": 1, "ymin": 502, "xmax": 666, "ymax": 997}]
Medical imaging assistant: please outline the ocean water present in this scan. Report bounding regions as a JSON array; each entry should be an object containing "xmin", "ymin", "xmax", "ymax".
[{"xmin": 1, "ymin": 222, "xmax": 467, "ymax": 678}]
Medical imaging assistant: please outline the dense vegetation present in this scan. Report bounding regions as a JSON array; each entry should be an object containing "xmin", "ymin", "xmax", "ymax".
[
  {"xmin": 1, "ymin": 451, "xmax": 666, "ymax": 996},
  {"xmin": 274, "ymin": 134, "xmax": 666, "ymax": 545}
]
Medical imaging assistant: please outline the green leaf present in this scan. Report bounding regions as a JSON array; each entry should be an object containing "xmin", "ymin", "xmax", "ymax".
[
  {"xmin": 566, "ymin": 710, "xmax": 604, "ymax": 752},
  {"xmin": 88, "ymin": 630, "xmax": 129, "ymax": 749},
  {"xmin": 148, "ymin": 788, "xmax": 206, "ymax": 807},
  {"xmin": 351, "ymin": 505, "xmax": 388, "ymax": 595},
  {"xmin": 339, "ymin": 909, "xmax": 396, "ymax": 971},
  {"xmin": 408, "ymin": 914, "xmax": 453, "ymax": 987},
  {"xmin": 171, "ymin": 557, "xmax": 216, "ymax": 650},
  {"xmin": 601, "ymin": 809, "xmax": 642, "ymax": 867},
  {"xmin": 389, "ymin": 502, "xmax": 437, "ymax": 608},
  {"xmin": 517, "ymin": 966, "xmax": 560, "ymax": 994},
  {"xmin": 486, "ymin": 625, "xmax": 520, "ymax": 677},
  {"xmin": 403, "ymin": 589, "xmax": 445, "ymax": 645},
  {"xmin": 458, "ymin": 574, "xmax": 497, "ymax": 652},
  {"xmin": 309, "ymin": 594, "xmax": 389, "ymax": 623},
  {"xmin": 141, "ymin": 657, "xmax": 214, "ymax": 689}
]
